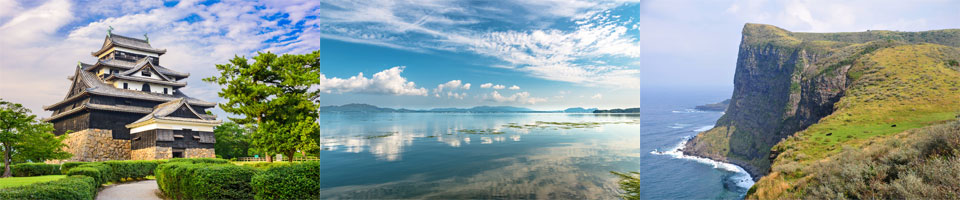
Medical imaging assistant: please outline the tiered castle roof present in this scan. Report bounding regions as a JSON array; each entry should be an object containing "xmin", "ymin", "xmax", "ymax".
[{"xmin": 44, "ymin": 33, "xmax": 216, "ymax": 123}]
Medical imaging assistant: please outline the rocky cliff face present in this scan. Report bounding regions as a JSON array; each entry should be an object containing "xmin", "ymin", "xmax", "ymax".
[{"xmin": 683, "ymin": 23, "xmax": 960, "ymax": 178}]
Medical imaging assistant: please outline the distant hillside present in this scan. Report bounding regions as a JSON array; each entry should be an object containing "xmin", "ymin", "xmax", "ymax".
[
  {"xmin": 319, "ymin": 104, "xmax": 545, "ymax": 113},
  {"xmin": 694, "ymin": 99, "xmax": 730, "ymax": 111},
  {"xmin": 563, "ymin": 107, "xmax": 598, "ymax": 113},
  {"xmin": 592, "ymin": 108, "xmax": 640, "ymax": 113},
  {"xmin": 319, "ymin": 103, "xmax": 401, "ymax": 112},
  {"xmin": 430, "ymin": 106, "xmax": 534, "ymax": 112}
]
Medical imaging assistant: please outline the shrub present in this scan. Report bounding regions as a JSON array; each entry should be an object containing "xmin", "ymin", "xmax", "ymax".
[
  {"xmin": 11, "ymin": 163, "xmax": 60, "ymax": 177},
  {"xmin": 0, "ymin": 175, "xmax": 97, "ymax": 200},
  {"xmin": 67, "ymin": 163, "xmax": 113, "ymax": 185},
  {"xmin": 251, "ymin": 162, "xmax": 320, "ymax": 199},
  {"xmin": 242, "ymin": 162, "xmax": 292, "ymax": 169},
  {"xmin": 802, "ymin": 122, "xmax": 960, "ymax": 199},
  {"xmin": 167, "ymin": 158, "xmax": 230, "ymax": 164},
  {"xmin": 59, "ymin": 162, "xmax": 88, "ymax": 175},
  {"xmin": 156, "ymin": 162, "xmax": 257, "ymax": 200},
  {"xmin": 104, "ymin": 160, "xmax": 158, "ymax": 181}
]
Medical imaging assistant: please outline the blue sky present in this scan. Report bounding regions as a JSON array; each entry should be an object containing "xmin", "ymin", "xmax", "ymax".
[{"xmin": 1, "ymin": 0, "xmax": 958, "ymax": 115}]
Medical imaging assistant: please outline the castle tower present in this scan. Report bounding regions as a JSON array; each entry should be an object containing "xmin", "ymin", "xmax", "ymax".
[{"xmin": 43, "ymin": 32, "xmax": 220, "ymax": 161}]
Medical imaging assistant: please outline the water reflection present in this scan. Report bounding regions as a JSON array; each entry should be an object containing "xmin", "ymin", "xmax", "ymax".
[
  {"xmin": 320, "ymin": 113, "xmax": 639, "ymax": 161},
  {"xmin": 320, "ymin": 113, "xmax": 644, "ymax": 199}
]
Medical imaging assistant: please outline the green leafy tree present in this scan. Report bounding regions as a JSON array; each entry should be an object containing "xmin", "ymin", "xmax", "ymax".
[
  {"xmin": 213, "ymin": 122, "xmax": 251, "ymax": 159},
  {"xmin": 0, "ymin": 99, "xmax": 72, "ymax": 177},
  {"xmin": 204, "ymin": 51, "xmax": 320, "ymax": 162}
]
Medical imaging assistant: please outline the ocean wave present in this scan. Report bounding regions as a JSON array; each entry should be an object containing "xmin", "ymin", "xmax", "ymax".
[
  {"xmin": 693, "ymin": 125, "xmax": 714, "ymax": 132},
  {"xmin": 650, "ymin": 136, "xmax": 755, "ymax": 190},
  {"xmin": 671, "ymin": 109, "xmax": 704, "ymax": 113},
  {"xmin": 669, "ymin": 123, "xmax": 690, "ymax": 129}
]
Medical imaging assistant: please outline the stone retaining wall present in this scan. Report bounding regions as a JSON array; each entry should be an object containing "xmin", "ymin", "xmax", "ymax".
[
  {"xmin": 184, "ymin": 148, "xmax": 215, "ymax": 158},
  {"xmin": 47, "ymin": 129, "xmax": 130, "ymax": 163},
  {"xmin": 131, "ymin": 146, "xmax": 173, "ymax": 160}
]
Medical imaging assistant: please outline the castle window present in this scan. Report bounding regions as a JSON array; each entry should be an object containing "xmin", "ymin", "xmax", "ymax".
[
  {"xmin": 123, "ymin": 83, "xmax": 128, "ymax": 89},
  {"xmin": 142, "ymin": 84, "xmax": 151, "ymax": 92},
  {"xmin": 142, "ymin": 70, "xmax": 151, "ymax": 77},
  {"xmin": 163, "ymin": 88, "xmax": 168, "ymax": 94}
]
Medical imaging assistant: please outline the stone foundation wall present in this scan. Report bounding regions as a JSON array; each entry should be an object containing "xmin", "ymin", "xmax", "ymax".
[
  {"xmin": 184, "ymin": 148, "xmax": 215, "ymax": 158},
  {"xmin": 47, "ymin": 129, "xmax": 130, "ymax": 163},
  {"xmin": 131, "ymin": 146, "xmax": 172, "ymax": 160}
]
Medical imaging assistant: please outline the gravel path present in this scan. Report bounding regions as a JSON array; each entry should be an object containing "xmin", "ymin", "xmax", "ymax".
[{"xmin": 96, "ymin": 180, "xmax": 162, "ymax": 200}]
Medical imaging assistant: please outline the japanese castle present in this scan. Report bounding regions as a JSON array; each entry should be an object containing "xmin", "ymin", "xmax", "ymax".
[{"xmin": 43, "ymin": 32, "xmax": 221, "ymax": 161}]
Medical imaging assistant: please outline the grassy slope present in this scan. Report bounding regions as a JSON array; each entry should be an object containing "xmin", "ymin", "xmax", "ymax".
[
  {"xmin": 749, "ymin": 44, "xmax": 960, "ymax": 199},
  {"xmin": 0, "ymin": 175, "xmax": 67, "ymax": 189}
]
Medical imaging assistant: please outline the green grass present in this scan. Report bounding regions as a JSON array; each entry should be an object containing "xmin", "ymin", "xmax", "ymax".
[
  {"xmin": 752, "ymin": 43, "xmax": 960, "ymax": 199},
  {"xmin": 0, "ymin": 175, "xmax": 66, "ymax": 189}
]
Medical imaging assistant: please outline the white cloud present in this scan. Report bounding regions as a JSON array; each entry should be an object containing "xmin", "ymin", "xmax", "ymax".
[
  {"xmin": 0, "ymin": 1, "xmax": 324, "ymax": 116},
  {"xmin": 485, "ymin": 91, "xmax": 547, "ymax": 104},
  {"xmin": 317, "ymin": 0, "xmax": 642, "ymax": 88},
  {"xmin": 591, "ymin": 93, "xmax": 602, "ymax": 99},
  {"xmin": 433, "ymin": 80, "xmax": 471, "ymax": 98},
  {"xmin": 508, "ymin": 85, "xmax": 520, "ymax": 90},
  {"xmin": 318, "ymin": 66, "xmax": 428, "ymax": 96},
  {"xmin": 492, "ymin": 85, "xmax": 506, "ymax": 90},
  {"xmin": 480, "ymin": 83, "xmax": 493, "ymax": 88}
]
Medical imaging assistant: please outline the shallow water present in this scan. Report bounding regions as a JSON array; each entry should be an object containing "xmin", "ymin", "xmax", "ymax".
[{"xmin": 320, "ymin": 99, "xmax": 752, "ymax": 199}]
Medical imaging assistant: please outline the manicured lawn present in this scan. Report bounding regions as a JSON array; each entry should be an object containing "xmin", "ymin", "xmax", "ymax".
[{"xmin": 0, "ymin": 175, "xmax": 66, "ymax": 189}]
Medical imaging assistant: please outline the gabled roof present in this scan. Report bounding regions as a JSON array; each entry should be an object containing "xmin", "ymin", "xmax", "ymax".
[
  {"xmin": 103, "ymin": 58, "xmax": 187, "ymax": 87},
  {"xmin": 92, "ymin": 34, "xmax": 166, "ymax": 56},
  {"xmin": 127, "ymin": 98, "xmax": 221, "ymax": 128},
  {"xmin": 44, "ymin": 63, "xmax": 216, "ymax": 110},
  {"xmin": 90, "ymin": 58, "xmax": 189, "ymax": 78}
]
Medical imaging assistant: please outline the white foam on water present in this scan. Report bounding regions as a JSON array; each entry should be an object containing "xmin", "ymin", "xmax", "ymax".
[
  {"xmin": 651, "ymin": 136, "xmax": 756, "ymax": 190},
  {"xmin": 671, "ymin": 109, "xmax": 704, "ymax": 113},
  {"xmin": 669, "ymin": 123, "xmax": 690, "ymax": 129},
  {"xmin": 693, "ymin": 125, "xmax": 714, "ymax": 132}
]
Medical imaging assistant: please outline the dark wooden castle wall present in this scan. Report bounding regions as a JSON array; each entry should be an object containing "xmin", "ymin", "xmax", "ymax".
[
  {"xmin": 156, "ymin": 129, "xmax": 214, "ymax": 149},
  {"xmin": 131, "ymin": 130, "xmax": 158, "ymax": 150},
  {"xmin": 51, "ymin": 112, "xmax": 91, "ymax": 136},
  {"xmin": 89, "ymin": 110, "xmax": 147, "ymax": 140}
]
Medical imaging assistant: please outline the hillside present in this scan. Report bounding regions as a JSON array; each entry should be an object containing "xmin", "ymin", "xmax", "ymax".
[
  {"xmin": 694, "ymin": 99, "xmax": 730, "ymax": 111},
  {"xmin": 681, "ymin": 23, "xmax": 960, "ymax": 198}
]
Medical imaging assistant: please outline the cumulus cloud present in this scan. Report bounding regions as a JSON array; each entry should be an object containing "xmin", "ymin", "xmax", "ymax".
[
  {"xmin": 319, "ymin": 66, "xmax": 428, "ymax": 96},
  {"xmin": 508, "ymin": 85, "xmax": 520, "ymax": 90},
  {"xmin": 0, "ymin": 0, "xmax": 324, "ymax": 116},
  {"xmin": 480, "ymin": 83, "xmax": 493, "ymax": 88},
  {"xmin": 591, "ymin": 93, "xmax": 603, "ymax": 99},
  {"xmin": 433, "ymin": 80, "xmax": 471, "ymax": 98},
  {"xmin": 493, "ymin": 85, "xmax": 506, "ymax": 90},
  {"xmin": 485, "ymin": 91, "xmax": 547, "ymax": 104}
]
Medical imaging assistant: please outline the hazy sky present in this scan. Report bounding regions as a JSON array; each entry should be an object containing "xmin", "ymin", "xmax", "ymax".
[{"xmin": 1, "ymin": 0, "xmax": 958, "ymax": 116}]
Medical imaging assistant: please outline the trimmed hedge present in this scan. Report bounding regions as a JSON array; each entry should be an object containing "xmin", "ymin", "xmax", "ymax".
[
  {"xmin": 0, "ymin": 175, "xmax": 97, "ymax": 200},
  {"xmin": 59, "ymin": 162, "xmax": 88, "ymax": 175},
  {"xmin": 67, "ymin": 163, "xmax": 113, "ymax": 185},
  {"xmin": 242, "ymin": 161, "xmax": 292, "ymax": 169},
  {"xmin": 11, "ymin": 163, "xmax": 61, "ymax": 177},
  {"xmin": 251, "ymin": 162, "xmax": 320, "ymax": 199},
  {"xmin": 65, "ymin": 160, "xmax": 162, "ymax": 185},
  {"xmin": 168, "ymin": 158, "xmax": 230, "ymax": 164},
  {"xmin": 156, "ymin": 162, "xmax": 257, "ymax": 199}
]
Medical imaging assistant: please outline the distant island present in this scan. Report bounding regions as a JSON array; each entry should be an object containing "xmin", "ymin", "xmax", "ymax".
[
  {"xmin": 319, "ymin": 104, "xmax": 600, "ymax": 113},
  {"xmin": 592, "ymin": 108, "xmax": 640, "ymax": 113},
  {"xmin": 694, "ymin": 99, "xmax": 730, "ymax": 111}
]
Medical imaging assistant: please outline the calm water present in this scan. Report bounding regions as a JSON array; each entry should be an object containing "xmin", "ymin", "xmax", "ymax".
[{"xmin": 319, "ymin": 97, "xmax": 753, "ymax": 199}]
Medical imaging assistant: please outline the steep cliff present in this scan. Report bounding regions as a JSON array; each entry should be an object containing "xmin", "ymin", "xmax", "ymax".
[{"xmin": 683, "ymin": 23, "xmax": 960, "ymax": 184}]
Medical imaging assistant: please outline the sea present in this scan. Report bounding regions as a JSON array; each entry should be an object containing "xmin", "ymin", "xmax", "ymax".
[{"xmin": 319, "ymin": 90, "xmax": 754, "ymax": 199}]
